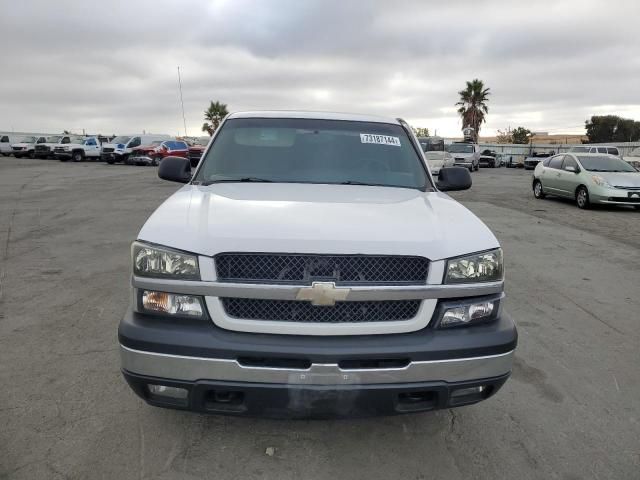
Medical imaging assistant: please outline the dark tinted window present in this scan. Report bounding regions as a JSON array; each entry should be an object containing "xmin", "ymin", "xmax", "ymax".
[
  {"xmin": 1, "ymin": 136, "xmax": 9, "ymax": 143},
  {"xmin": 548, "ymin": 155, "xmax": 564, "ymax": 169},
  {"xmin": 196, "ymin": 118, "xmax": 429, "ymax": 190},
  {"xmin": 128, "ymin": 137, "xmax": 141, "ymax": 148},
  {"xmin": 607, "ymin": 147, "xmax": 619, "ymax": 156},
  {"xmin": 577, "ymin": 155, "xmax": 636, "ymax": 172}
]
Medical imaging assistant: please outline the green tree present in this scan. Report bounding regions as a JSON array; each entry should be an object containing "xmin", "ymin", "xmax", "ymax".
[
  {"xmin": 412, "ymin": 127, "xmax": 430, "ymax": 137},
  {"xmin": 202, "ymin": 100, "xmax": 229, "ymax": 136},
  {"xmin": 511, "ymin": 126, "xmax": 532, "ymax": 144},
  {"xmin": 495, "ymin": 129, "xmax": 512, "ymax": 144},
  {"xmin": 455, "ymin": 79, "xmax": 490, "ymax": 142},
  {"xmin": 585, "ymin": 115, "xmax": 640, "ymax": 143}
]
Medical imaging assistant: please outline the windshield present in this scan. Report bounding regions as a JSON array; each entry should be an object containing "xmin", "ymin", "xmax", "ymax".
[
  {"xmin": 164, "ymin": 141, "xmax": 187, "ymax": 150},
  {"xmin": 46, "ymin": 136, "xmax": 62, "ymax": 143},
  {"xmin": 577, "ymin": 155, "xmax": 637, "ymax": 172},
  {"xmin": 111, "ymin": 136, "xmax": 131, "ymax": 144},
  {"xmin": 20, "ymin": 136, "xmax": 36, "ymax": 143},
  {"xmin": 70, "ymin": 136, "xmax": 84, "ymax": 144},
  {"xmin": 195, "ymin": 118, "xmax": 429, "ymax": 190},
  {"xmin": 446, "ymin": 143, "xmax": 474, "ymax": 154}
]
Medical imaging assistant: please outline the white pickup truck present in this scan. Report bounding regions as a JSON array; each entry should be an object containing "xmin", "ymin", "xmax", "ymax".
[
  {"xmin": 53, "ymin": 136, "xmax": 102, "ymax": 162},
  {"xmin": 10, "ymin": 136, "xmax": 48, "ymax": 158},
  {"xmin": 35, "ymin": 135, "xmax": 86, "ymax": 159},
  {"xmin": 118, "ymin": 111, "xmax": 517, "ymax": 418}
]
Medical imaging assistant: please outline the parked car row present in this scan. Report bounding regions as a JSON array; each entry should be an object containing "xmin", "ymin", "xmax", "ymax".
[
  {"xmin": 418, "ymin": 137, "xmax": 505, "ymax": 173},
  {"xmin": 1, "ymin": 133, "xmax": 210, "ymax": 167}
]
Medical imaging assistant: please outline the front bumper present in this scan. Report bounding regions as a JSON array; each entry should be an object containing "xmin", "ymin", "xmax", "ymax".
[
  {"xmin": 127, "ymin": 155, "xmax": 156, "ymax": 165},
  {"xmin": 454, "ymin": 159, "xmax": 474, "ymax": 167},
  {"xmin": 119, "ymin": 309, "xmax": 517, "ymax": 417},
  {"xmin": 590, "ymin": 186, "xmax": 640, "ymax": 205}
]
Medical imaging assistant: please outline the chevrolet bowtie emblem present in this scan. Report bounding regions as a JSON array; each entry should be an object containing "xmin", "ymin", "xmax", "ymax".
[{"xmin": 296, "ymin": 282, "xmax": 350, "ymax": 306}]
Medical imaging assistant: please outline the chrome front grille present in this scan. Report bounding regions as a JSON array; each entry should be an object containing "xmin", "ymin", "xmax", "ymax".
[
  {"xmin": 221, "ymin": 298, "xmax": 420, "ymax": 323},
  {"xmin": 102, "ymin": 147, "xmax": 114, "ymax": 153},
  {"xmin": 215, "ymin": 253, "xmax": 429, "ymax": 285}
]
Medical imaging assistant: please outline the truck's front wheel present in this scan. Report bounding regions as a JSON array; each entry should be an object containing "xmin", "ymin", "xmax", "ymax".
[{"xmin": 72, "ymin": 151, "xmax": 84, "ymax": 162}]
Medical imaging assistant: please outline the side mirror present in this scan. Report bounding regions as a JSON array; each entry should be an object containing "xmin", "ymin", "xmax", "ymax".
[
  {"xmin": 436, "ymin": 166, "xmax": 472, "ymax": 191},
  {"xmin": 158, "ymin": 156, "xmax": 191, "ymax": 183}
]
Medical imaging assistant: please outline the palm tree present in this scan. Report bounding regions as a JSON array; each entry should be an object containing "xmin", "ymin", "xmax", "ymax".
[
  {"xmin": 202, "ymin": 101, "xmax": 229, "ymax": 136},
  {"xmin": 455, "ymin": 79, "xmax": 490, "ymax": 141}
]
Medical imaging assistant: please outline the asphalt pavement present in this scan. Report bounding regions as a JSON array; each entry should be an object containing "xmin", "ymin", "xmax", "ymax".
[{"xmin": 1, "ymin": 158, "xmax": 638, "ymax": 479}]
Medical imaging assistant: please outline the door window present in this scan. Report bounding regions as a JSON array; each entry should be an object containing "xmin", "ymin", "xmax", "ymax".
[
  {"xmin": 61, "ymin": 137, "xmax": 71, "ymax": 144},
  {"xmin": 1, "ymin": 136, "xmax": 9, "ymax": 143},
  {"xmin": 128, "ymin": 137, "xmax": 141, "ymax": 148},
  {"xmin": 85, "ymin": 138, "xmax": 97, "ymax": 146},
  {"xmin": 562, "ymin": 156, "xmax": 578, "ymax": 171},
  {"xmin": 607, "ymin": 147, "xmax": 619, "ymax": 156},
  {"xmin": 548, "ymin": 155, "xmax": 564, "ymax": 169}
]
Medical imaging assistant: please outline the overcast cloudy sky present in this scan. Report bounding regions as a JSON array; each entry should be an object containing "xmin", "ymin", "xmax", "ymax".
[{"xmin": 1, "ymin": 0, "xmax": 639, "ymax": 137}]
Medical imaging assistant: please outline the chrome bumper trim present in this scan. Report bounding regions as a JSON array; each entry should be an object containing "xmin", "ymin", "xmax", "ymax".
[
  {"xmin": 132, "ymin": 276, "xmax": 504, "ymax": 301},
  {"xmin": 120, "ymin": 345, "xmax": 514, "ymax": 385}
]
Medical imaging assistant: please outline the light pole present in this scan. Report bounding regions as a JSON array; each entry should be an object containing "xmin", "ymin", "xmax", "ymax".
[{"xmin": 177, "ymin": 66, "xmax": 188, "ymax": 137}]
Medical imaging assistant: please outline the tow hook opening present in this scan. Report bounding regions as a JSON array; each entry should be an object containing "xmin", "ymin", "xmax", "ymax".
[
  {"xmin": 396, "ymin": 390, "xmax": 438, "ymax": 412},
  {"xmin": 204, "ymin": 389, "xmax": 246, "ymax": 412}
]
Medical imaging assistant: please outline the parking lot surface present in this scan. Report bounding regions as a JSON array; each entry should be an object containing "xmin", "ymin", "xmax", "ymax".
[{"xmin": 1, "ymin": 158, "xmax": 639, "ymax": 479}]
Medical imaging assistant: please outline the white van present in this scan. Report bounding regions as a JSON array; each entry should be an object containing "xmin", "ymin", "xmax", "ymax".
[
  {"xmin": 101, "ymin": 134, "xmax": 172, "ymax": 164},
  {"xmin": 0, "ymin": 134, "xmax": 18, "ymax": 156}
]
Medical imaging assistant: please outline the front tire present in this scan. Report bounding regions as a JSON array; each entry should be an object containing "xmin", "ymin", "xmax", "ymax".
[
  {"xmin": 72, "ymin": 151, "xmax": 84, "ymax": 162},
  {"xmin": 576, "ymin": 186, "xmax": 590, "ymax": 209},
  {"xmin": 533, "ymin": 180, "xmax": 545, "ymax": 199}
]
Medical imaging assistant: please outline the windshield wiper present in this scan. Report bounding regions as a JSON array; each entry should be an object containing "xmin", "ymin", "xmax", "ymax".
[
  {"xmin": 200, "ymin": 177, "xmax": 273, "ymax": 185},
  {"xmin": 340, "ymin": 180, "xmax": 388, "ymax": 187}
]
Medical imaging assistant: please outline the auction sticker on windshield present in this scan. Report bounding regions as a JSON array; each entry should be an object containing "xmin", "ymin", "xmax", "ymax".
[{"xmin": 360, "ymin": 134, "xmax": 401, "ymax": 146}]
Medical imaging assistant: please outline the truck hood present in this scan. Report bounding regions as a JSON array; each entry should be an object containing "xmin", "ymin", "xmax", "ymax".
[
  {"xmin": 596, "ymin": 171, "xmax": 640, "ymax": 187},
  {"xmin": 138, "ymin": 183, "xmax": 499, "ymax": 261},
  {"xmin": 452, "ymin": 152, "xmax": 474, "ymax": 158}
]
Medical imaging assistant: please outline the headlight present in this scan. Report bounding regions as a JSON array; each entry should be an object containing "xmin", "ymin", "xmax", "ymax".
[
  {"xmin": 591, "ymin": 175, "xmax": 611, "ymax": 187},
  {"xmin": 445, "ymin": 249, "xmax": 503, "ymax": 284},
  {"xmin": 132, "ymin": 242, "xmax": 199, "ymax": 279},
  {"xmin": 140, "ymin": 290, "xmax": 205, "ymax": 318},
  {"xmin": 436, "ymin": 295, "xmax": 502, "ymax": 328}
]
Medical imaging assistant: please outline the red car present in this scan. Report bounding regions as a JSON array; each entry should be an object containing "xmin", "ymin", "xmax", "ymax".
[{"xmin": 128, "ymin": 140, "xmax": 189, "ymax": 166}]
